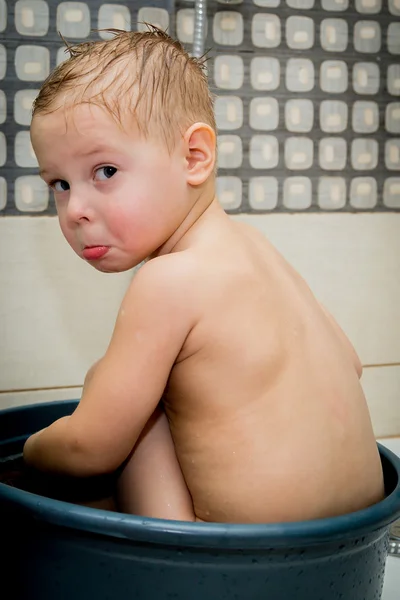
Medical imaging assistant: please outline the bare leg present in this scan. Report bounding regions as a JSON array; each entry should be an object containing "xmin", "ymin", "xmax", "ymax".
[{"xmin": 116, "ymin": 405, "xmax": 196, "ymax": 521}]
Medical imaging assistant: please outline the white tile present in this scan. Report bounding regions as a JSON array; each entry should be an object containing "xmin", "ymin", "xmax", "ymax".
[
  {"xmin": 361, "ymin": 366, "xmax": 400, "ymax": 438},
  {"xmin": 0, "ymin": 217, "xmax": 132, "ymax": 390},
  {"xmin": 378, "ymin": 436, "xmax": 400, "ymax": 457},
  {"xmin": 233, "ymin": 213, "xmax": 400, "ymax": 366},
  {"xmin": 1, "ymin": 215, "xmax": 400, "ymax": 393},
  {"xmin": 0, "ymin": 387, "xmax": 82, "ymax": 410}
]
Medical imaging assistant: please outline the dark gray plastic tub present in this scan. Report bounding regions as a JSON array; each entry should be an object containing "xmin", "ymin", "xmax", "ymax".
[{"xmin": 1, "ymin": 400, "xmax": 400, "ymax": 600}]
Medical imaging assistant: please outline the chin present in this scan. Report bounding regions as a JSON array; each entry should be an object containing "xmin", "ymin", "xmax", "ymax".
[
  {"xmin": 91, "ymin": 259, "xmax": 140, "ymax": 274},
  {"xmin": 90, "ymin": 264, "xmax": 129, "ymax": 274}
]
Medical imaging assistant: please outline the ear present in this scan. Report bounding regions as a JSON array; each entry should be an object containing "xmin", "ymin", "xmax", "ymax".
[{"xmin": 184, "ymin": 123, "xmax": 216, "ymax": 186}]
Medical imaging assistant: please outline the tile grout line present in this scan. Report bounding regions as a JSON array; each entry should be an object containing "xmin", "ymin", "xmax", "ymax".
[
  {"xmin": 1, "ymin": 362, "xmax": 400, "ymax": 395},
  {"xmin": 0, "ymin": 385, "xmax": 83, "ymax": 394},
  {"xmin": 363, "ymin": 362, "xmax": 400, "ymax": 369}
]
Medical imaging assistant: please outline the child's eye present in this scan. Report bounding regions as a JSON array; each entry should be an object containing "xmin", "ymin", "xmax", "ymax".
[
  {"xmin": 95, "ymin": 166, "xmax": 117, "ymax": 181},
  {"xmin": 51, "ymin": 180, "xmax": 70, "ymax": 192}
]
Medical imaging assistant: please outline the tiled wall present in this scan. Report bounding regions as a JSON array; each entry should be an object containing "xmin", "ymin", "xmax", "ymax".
[
  {"xmin": 1, "ymin": 0, "xmax": 400, "ymax": 213},
  {"xmin": 1, "ymin": 214, "xmax": 399, "ymax": 437},
  {"xmin": 0, "ymin": 1, "xmax": 399, "ymax": 437}
]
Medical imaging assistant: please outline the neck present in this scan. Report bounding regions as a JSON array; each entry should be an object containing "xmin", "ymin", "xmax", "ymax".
[{"xmin": 151, "ymin": 183, "xmax": 228, "ymax": 259}]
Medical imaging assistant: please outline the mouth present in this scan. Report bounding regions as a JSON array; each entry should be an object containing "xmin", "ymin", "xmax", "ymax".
[{"xmin": 82, "ymin": 246, "xmax": 110, "ymax": 261}]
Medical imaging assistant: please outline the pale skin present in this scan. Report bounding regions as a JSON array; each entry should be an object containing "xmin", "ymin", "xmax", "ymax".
[{"xmin": 25, "ymin": 102, "xmax": 385, "ymax": 523}]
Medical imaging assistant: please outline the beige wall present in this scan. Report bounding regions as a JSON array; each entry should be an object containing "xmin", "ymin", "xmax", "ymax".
[{"xmin": 0, "ymin": 214, "xmax": 399, "ymax": 437}]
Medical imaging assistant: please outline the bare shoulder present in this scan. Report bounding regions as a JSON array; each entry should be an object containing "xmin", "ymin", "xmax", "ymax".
[
  {"xmin": 119, "ymin": 252, "xmax": 200, "ymax": 325},
  {"xmin": 130, "ymin": 252, "xmax": 199, "ymax": 295},
  {"xmin": 235, "ymin": 220, "xmax": 268, "ymax": 242}
]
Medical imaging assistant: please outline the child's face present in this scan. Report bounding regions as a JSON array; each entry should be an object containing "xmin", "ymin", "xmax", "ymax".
[{"xmin": 31, "ymin": 103, "xmax": 189, "ymax": 272}]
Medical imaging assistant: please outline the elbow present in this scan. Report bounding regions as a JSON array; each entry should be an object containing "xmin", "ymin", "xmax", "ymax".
[
  {"xmin": 66, "ymin": 441, "xmax": 116, "ymax": 478},
  {"xmin": 23, "ymin": 418, "xmax": 120, "ymax": 478},
  {"xmin": 67, "ymin": 437, "xmax": 123, "ymax": 478}
]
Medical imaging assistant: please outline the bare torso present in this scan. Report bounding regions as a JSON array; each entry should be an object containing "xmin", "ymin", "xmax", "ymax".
[
  {"xmin": 162, "ymin": 218, "xmax": 384, "ymax": 523},
  {"xmin": 24, "ymin": 200, "xmax": 384, "ymax": 523}
]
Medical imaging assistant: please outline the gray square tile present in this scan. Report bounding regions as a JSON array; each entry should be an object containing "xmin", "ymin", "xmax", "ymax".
[
  {"xmin": 0, "ymin": 45, "xmax": 6, "ymax": 80},
  {"xmin": 15, "ymin": 131, "xmax": 38, "ymax": 167},
  {"xmin": 286, "ymin": 58, "xmax": 314, "ymax": 92},
  {"xmin": 388, "ymin": 65, "xmax": 400, "ymax": 96},
  {"xmin": 0, "ymin": 0, "xmax": 6, "ymax": 32},
  {"xmin": 0, "ymin": 177, "xmax": 6, "ymax": 211},
  {"xmin": 250, "ymin": 135, "xmax": 279, "ymax": 169},
  {"xmin": 386, "ymin": 102, "xmax": 400, "ymax": 133},
  {"xmin": 286, "ymin": 0, "xmax": 315, "ymax": 8},
  {"xmin": 214, "ymin": 11, "xmax": 244, "ymax": 46},
  {"xmin": 249, "ymin": 177, "xmax": 278, "ymax": 210},
  {"xmin": 0, "ymin": 90, "xmax": 5, "ymax": 124},
  {"xmin": 251, "ymin": 57, "xmax": 280, "ymax": 91},
  {"xmin": 215, "ymin": 96, "xmax": 243, "ymax": 130},
  {"xmin": 285, "ymin": 137, "xmax": 313, "ymax": 170},
  {"xmin": 320, "ymin": 60, "xmax": 348, "ymax": 93},
  {"xmin": 354, "ymin": 21, "xmax": 381, "ymax": 54},
  {"xmin": 389, "ymin": 0, "xmax": 400, "ymax": 15},
  {"xmin": 352, "ymin": 101, "xmax": 379, "ymax": 133},
  {"xmin": 0, "ymin": 131, "xmax": 6, "ymax": 167},
  {"xmin": 388, "ymin": 23, "xmax": 400, "ymax": 55},
  {"xmin": 319, "ymin": 137, "xmax": 347, "ymax": 170},
  {"xmin": 137, "ymin": 7, "xmax": 169, "ymax": 32},
  {"xmin": 353, "ymin": 62, "xmax": 380, "ymax": 95},
  {"xmin": 177, "ymin": 9, "xmax": 208, "ymax": 44},
  {"xmin": 177, "ymin": 9, "xmax": 194, "ymax": 44},
  {"xmin": 350, "ymin": 177, "xmax": 377, "ymax": 209},
  {"xmin": 321, "ymin": 0, "xmax": 348, "ymax": 10},
  {"xmin": 385, "ymin": 139, "xmax": 400, "ymax": 170},
  {"xmin": 15, "ymin": 45, "xmax": 50, "ymax": 81},
  {"xmin": 98, "ymin": 4, "xmax": 131, "ymax": 39},
  {"xmin": 355, "ymin": 0, "xmax": 382, "ymax": 13},
  {"xmin": 215, "ymin": 55, "xmax": 244, "ymax": 90},
  {"xmin": 320, "ymin": 100, "xmax": 348, "ymax": 132},
  {"xmin": 252, "ymin": 13, "xmax": 280, "ymax": 48},
  {"xmin": 250, "ymin": 97, "xmax": 279, "ymax": 130},
  {"xmin": 15, "ymin": 176, "xmax": 49, "ymax": 212},
  {"xmin": 351, "ymin": 138, "xmax": 379, "ymax": 170},
  {"xmin": 253, "ymin": 0, "xmax": 280, "ymax": 5},
  {"xmin": 216, "ymin": 176, "xmax": 242, "ymax": 209},
  {"xmin": 286, "ymin": 16, "xmax": 314, "ymax": 50},
  {"xmin": 383, "ymin": 177, "xmax": 400, "ymax": 207},
  {"xmin": 283, "ymin": 176, "xmax": 312, "ymax": 209},
  {"xmin": 285, "ymin": 99, "xmax": 314, "ymax": 132},
  {"xmin": 15, "ymin": 0, "xmax": 49, "ymax": 36},
  {"xmin": 57, "ymin": 2, "xmax": 91, "ymax": 39},
  {"xmin": 14, "ymin": 89, "xmax": 38, "ymax": 125},
  {"xmin": 318, "ymin": 177, "xmax": 347, "ymax": 209},
  {"xmin": 321, "ymin": 18, "xmax": 348, "ymax": 52},
  {"xmin": 217, "ymin": 135, "xmax": 243, "ymax": 168}
]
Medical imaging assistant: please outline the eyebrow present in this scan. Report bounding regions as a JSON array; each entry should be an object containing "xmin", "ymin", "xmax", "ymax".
[
  {"xmin": 78, "ymin": 145, "xmax": 117, "ymax": 158},
  {"xmin": 39, "ymin": 145, "xmax": 119, "ymax": 177}
]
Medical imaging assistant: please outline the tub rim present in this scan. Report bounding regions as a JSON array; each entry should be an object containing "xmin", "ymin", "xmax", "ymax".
[{"xmin": 0, "ymin": 401, "xmax": 400, "ymax": 550}]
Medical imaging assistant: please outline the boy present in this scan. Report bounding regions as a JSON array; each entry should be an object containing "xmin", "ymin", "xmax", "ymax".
[{"xmin": 24, "ymin": 27, "xmax": 384, "ymax": 523}]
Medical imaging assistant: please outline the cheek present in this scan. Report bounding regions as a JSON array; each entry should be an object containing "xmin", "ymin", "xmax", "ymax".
[{"xmin": 56, "ymin": 208, "xmax": 77, "ymax": 249}]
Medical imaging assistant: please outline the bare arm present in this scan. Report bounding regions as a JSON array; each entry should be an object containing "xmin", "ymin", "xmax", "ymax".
[{"xmin": 23, "ymin": 258, "xmax": 196, "ymax": 477}]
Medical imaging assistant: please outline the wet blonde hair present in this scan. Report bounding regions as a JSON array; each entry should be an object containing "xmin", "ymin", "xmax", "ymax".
[{"xmin": 32, "ymin": 26, "xmax": 216, "ymax": 152}]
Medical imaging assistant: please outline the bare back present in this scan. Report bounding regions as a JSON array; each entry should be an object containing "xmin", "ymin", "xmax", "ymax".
[{"xmin": 163, "ymin": 217, "xmax": 384, "ymax": 523}]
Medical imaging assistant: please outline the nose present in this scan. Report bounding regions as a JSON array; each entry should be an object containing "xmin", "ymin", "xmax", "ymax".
[{"xmin": 65, "ymin": 189, "xmax": 92, "ymax": 225}]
